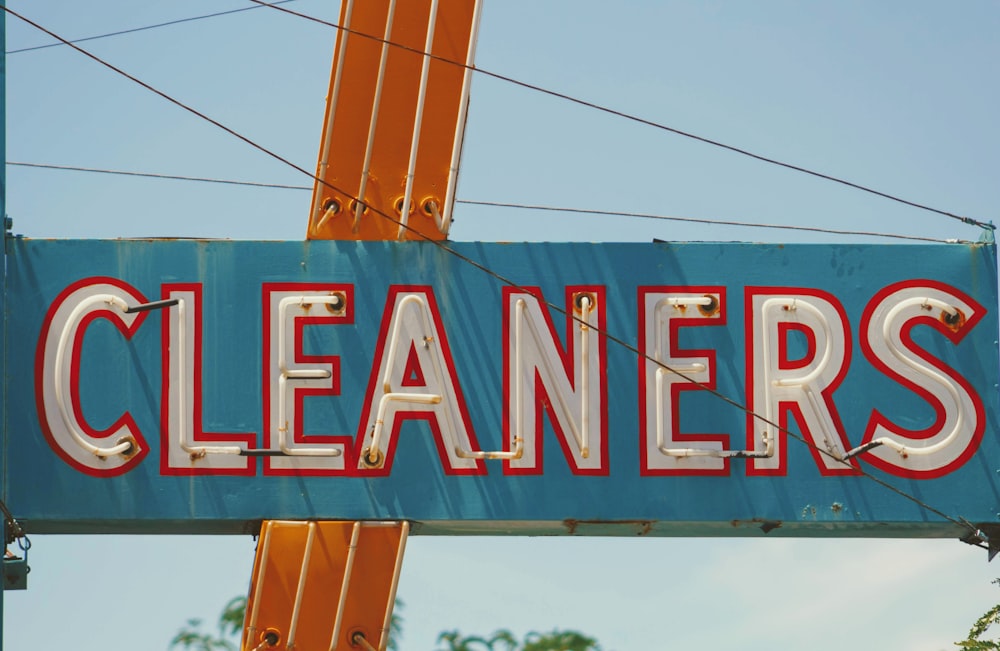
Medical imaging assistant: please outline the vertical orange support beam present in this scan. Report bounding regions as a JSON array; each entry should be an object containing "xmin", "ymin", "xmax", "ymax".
[
  {"xmin": 242, "ymin": 521, "xmax": 408, "ymax": 651},
  {"xmin": 307, "ymin": 0, "xmax": 481, "ymax": 241}
]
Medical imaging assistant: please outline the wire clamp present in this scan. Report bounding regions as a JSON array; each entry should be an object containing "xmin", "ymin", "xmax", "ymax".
[
  {"xmin": 1, "ymin": 499, "xmax": 30, "ymax": 591},
  {"xmin": 959, "ymin": 520, "xmax": 1000, "ymax": 562}
]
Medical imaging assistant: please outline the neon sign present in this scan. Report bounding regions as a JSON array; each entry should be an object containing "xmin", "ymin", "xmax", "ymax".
[{"xmin": 8, "ymin": 239, "xmax": 999, "ymax": 534}]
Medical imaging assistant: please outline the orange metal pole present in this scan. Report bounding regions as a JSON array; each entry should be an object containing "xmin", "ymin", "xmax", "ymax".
[
  {"xmin": 242, "ymin": 521, "xmax": 409, "ymax": 651},
  {"xmin": 307, "ymin": 0, "xmax": 479, "ymax": 241}
]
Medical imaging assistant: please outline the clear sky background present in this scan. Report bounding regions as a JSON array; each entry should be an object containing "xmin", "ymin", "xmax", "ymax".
[{"xmin": 4, "ymin": 1, "xmax": 1000, "ymax": 649}]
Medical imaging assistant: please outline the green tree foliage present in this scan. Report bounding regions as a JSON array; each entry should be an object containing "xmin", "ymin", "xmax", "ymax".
[
  {"xmin": 957, "ymin": 579, "xmax": 1000, "ymax": 650},
  {"xmin": 170, "ymin": 597, "xmax": 246, "ymax": 651},
  {"xmin": 171, "ymin": 596, "xmax": 403, "ymax": 651},
  {"xmin": 437, "ymin": 630, "xmax": 519, "ymax": 651},
  {"xmin": 522, "ymin": 630, "xmax": 600, "ymax": 651},
  {"xmin": 437, "ymin": 629, "xmax": 601, "ymax": 651},
  {"xmin": 172, "ymin": 597, "xmax": 602, "ymax": 651}
]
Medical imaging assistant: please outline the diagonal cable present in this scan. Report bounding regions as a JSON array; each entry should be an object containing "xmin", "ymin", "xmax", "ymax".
[
  {"xmin": 246, "ymin": 0, "xmax": 993, "ymax": 234},
  {"xmin": 460, "ymin": 199, "xmax": 955, "ymax": 243},
  {"xmin": 6, "ymin": 0, "xmax": 298, "ymax": 55},
  {"xmin": 7, "ymin": 161, "xmax": 959, "ymax": 244},
  {"xmin": 8, "ymin": 161, "xmax": 312, "ymax": 191}
]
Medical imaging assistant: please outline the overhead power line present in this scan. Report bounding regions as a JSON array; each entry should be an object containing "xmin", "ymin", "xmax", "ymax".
[
  {"xmin": 5, "ymin": 8, "xmax": 321, "ymax": 212},
  {"xmin": 3, "ymin": 8, "xmax": 987, "ymax": 542},
  {"xmin": 7, "ymin": 162, "xmax": 954, "ymax": 243},
  {"xmin": 8, "ymin": 161, "xmax": 311, "ymax": 191},
  {"xmin": 6, "ymin": 0, "xmax": 298, "ymax": 55},
  {"xmin": 461, "ymin": 199, "xmax": 953, "ymax": 243},
  {"xmin": 246, "ymin": 0, "xmax": 994, "ymax": 234},
  {"xmin": 7, "ymin": 2, "xmax": 986, "ymax": 234}
]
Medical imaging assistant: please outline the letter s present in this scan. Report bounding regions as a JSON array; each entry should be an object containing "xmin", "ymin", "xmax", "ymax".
[{"xmin": 860, "ymin": 280, "xmax": 986, "ymax": 478}]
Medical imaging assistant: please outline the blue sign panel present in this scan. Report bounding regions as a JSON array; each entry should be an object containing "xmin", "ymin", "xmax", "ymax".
[{"xmin": 4, "ymin": 239, "xmax": 998, "ymax": 536}]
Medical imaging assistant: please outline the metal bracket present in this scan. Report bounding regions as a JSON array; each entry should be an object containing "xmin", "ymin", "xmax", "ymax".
[
  {"xmin": 977, "ymin": 221, "xmax": 996, "ymax": 244},
  {"xmin": 2, "ymin": 524, "xmax": 30, "ymax": 591},
  {"xmin": 243, "ymin": 521, "xmax": 408, "ymax": 651},
  {"xmin": 3, "ymin": 548, "xmax": 28, "ymax": 591},
  {"xmin": 1, "ymin": 499, "xmax": 30, "ymax": 590},
  {"xmin": 960, "ymin": 521, "xmax": 1000, "ymax": 562}
]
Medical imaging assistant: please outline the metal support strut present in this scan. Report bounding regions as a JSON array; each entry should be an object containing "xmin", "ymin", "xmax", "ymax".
[{"xmin": 242, "ymin": 520, "xmax": 408, "ymax": 651}]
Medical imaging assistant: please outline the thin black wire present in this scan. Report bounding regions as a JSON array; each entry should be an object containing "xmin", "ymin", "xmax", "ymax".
[
  {"xmin": 7, "ymin": 162, "xmax": 957, "ymax": 244},
  {"xmin": 4, "ymin": 7, "xmax": 982, "ymax": 538},
  {"xmin": 4, "ymin": 8, "xmax": 330, "ymax": 214},
  {"xmin": 6, "ymin": 0, "xmax": 299, "ymax": 55},
  {"xmin": 7, "ymin": 1, "xmax": 986, "ymax": 234},
  {"xmin": 8, "ymin": 161, "xmax": 311, "ymax": 191},
  {"xmin": 7, "ymin": 1, "xmax": 987, "ymax": 233},
  {"xmin": 246, "ymin": 0, "xmax": 993, "ymax": 235},
  {"xmin": 462, "ymin": 199, "xmax": 954, "ymax": 243}
]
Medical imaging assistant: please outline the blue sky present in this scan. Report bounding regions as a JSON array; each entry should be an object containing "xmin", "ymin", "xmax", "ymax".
[{"xmin": 4, "ymin": 1, "xmax": 1000, "ymax": 649}]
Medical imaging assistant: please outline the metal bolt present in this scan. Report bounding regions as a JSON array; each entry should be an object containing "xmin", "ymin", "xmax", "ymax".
[
  {"xmin": 697, "ymin": 294, "xmax": 721, "ymax": 317},
  {"xmin": 327, "ymin": 292, "xmax": 346, "ymax": 313},
  {"xmin": 573, "ymin": 292, "xmax": 595, "ymax": 312},
  {"xmin": 117, "ymin": 437, "xmax": 137, "ymax": 459}
]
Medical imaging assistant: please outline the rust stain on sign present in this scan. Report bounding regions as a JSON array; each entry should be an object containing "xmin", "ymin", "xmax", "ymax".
[{"xmin": 563, "ymin": 519, "xmax": 654, "ymax": 536}]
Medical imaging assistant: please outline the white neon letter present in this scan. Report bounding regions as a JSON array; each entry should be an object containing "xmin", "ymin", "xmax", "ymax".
[
  {"xmin": 162, "ymin": 284, "xmax": 255, "ymax": 474},
  {"xmin": 263, "ymin": 285, "xmax": 352, "ymax": 475},
  {"xmin": 504, "ymin": 287, "xmax": 607, "ymax": 474},
  {"xmin": 746, "ymin": 288, "xmax": 854, "ymax": 475},
  {"xmin": 356, "ymin": 288, "xmax": 484, "ymax": 475},
  {"xmin": 640, "ymin": 288, "xmax": 728, "ymax": 474},
  {"xmin": 36, "ymin": 277, "xmax": 149, "ymax": 476},
  {"xmin": 858, "ymin": 281, "xmax": 986, "ymax": 477}
]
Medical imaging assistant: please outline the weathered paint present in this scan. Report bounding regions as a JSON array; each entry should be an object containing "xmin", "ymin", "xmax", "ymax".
[
  {"xmin": 5, "ymin": 239, "xmax": 999, "ymax": 536},
  {"xmin": 1, "ymin": 10, "xmax": 7, "ymax": 648},
  {"xmin": 307, "ymin": 0, "xmax": 479, "ymax": 241},
  {"xmin": 243, "ymin": 521, "xmax": 407, "ymax": 651}
]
